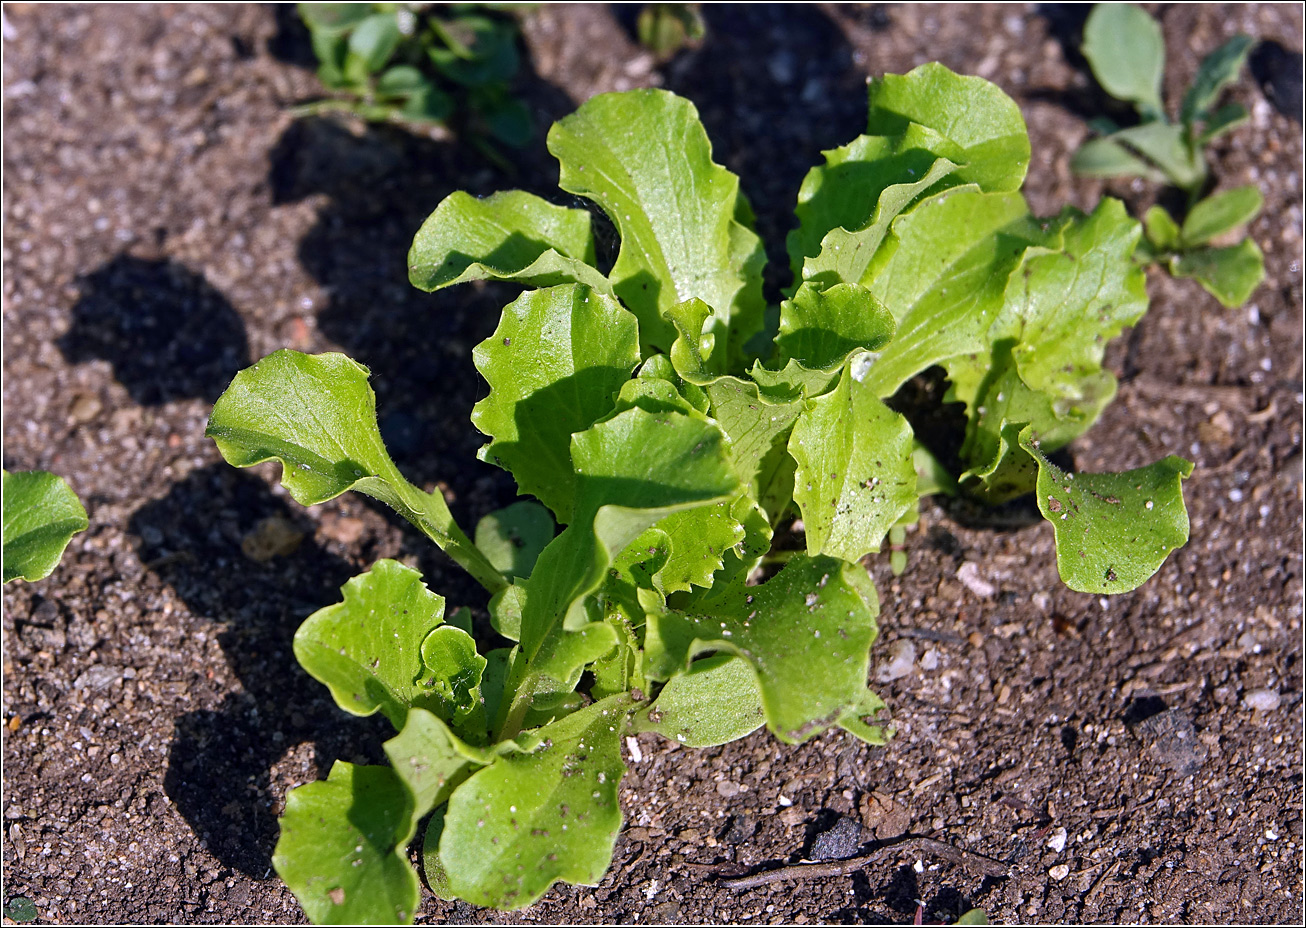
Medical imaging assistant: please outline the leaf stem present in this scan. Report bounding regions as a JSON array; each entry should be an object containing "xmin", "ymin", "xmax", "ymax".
[{"xmin": 357, "ymin": 477, "xmax": 508, "ymax": 596}]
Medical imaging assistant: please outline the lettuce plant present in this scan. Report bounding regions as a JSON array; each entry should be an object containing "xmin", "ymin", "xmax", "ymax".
[
  {"xmin": 296, "ymin": 3, "xmax": 531, "ymax": 151},
  {"xmin": 2, "ymin": 470, "xmax": 88, "ymax": 584},
  {"xmin": 206, "ymin": 64, "xmax": 1193, "ymax": 922},
  {"xmin": 1072, "ymin": 2, "xmax": 1265, "ymax": 307}
]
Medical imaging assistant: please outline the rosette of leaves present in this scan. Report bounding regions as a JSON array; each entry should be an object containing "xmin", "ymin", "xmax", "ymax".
[
  {"xmin": 1072, "ymin": 2, "xmax": 1265, "ymax": 307},
  {"xmin": 207, "ymin": 64, "xmax": 1193, "ymax": 921},
  {"xmin": 297, "ymin": 3, "xmax": 531, "ymax": 151},
  {"xmin": 2, "ymin": 470, "xmax": 88, "ymax": 584}
]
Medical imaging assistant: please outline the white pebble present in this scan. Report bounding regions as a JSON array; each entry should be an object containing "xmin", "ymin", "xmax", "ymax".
[{"xmin": 1242, "ymin": 689, "xmax": 1281, "ymax": 712}]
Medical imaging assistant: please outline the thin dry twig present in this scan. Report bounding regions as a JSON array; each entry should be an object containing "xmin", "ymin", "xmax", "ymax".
[{"xmin": 717, "ymin": 835, "xmax": 1009, "ymax": 890}]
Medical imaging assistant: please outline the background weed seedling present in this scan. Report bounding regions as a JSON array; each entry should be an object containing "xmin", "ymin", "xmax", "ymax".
[
  {"xmin": 295, "ymin": 3, "xmax": 532, "ymax": 156},
  {"xmin": 1071, "ymin": 2, "xmax": 1265, "ymax": 307}
]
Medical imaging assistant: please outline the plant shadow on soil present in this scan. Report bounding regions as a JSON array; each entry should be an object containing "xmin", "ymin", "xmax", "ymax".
[
  {"xmin": 57, "ymin": 255, "xmax": 251, "ymax": 406},
  {"xmin": 133, "ymin": 465, "xmax": 394, "ymax": 876}
]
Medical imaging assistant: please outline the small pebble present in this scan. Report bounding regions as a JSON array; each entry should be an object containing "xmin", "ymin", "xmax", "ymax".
[
  {"xmin": 877, "ymin": 639, "xmax": 916, "ymax": 682},
  {"xmin": 956, "ymin": 562, "xmax": 995, "ymax": 598},
  {"xmin": 1046, "ymin": 826, "xmax": 1068, "ymax": 853},
  {"xmin": 1242, "ymin": 689, "xmax": 1281, "ymax": 712},
  {"xmin": 1048, "ymin": 863, "xmax": 1070, "ymax": 880},
  {"xmin": 809, "ymin": 816, "xmax": 866, "ymax": 861}
]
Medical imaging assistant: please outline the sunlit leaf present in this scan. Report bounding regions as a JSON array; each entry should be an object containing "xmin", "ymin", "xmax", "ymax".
[
  {"xmin": 1020, "ymin": 427, "xmax": 1192, "ymax": 594},
  {"xmin": 274, "ymin": 762, "xmax": 419, "ymax": 925},
  {"xmin": 440, "ymin": 696, "xmax": 630, "ymax": 908},
  {"xmin": 2, "ymin": 470, "xmax": 88, "ymax": 584}
]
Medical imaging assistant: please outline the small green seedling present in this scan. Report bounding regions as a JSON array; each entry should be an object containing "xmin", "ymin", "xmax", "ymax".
[
  {"xmin": 637, "ymin": 3, "xmax": 706, "ymax": 62},
  {"xmin": 296, "ymin": 3, "xmax": 531, "ymax": 152},
  {"xmin": 1072, "ymin": 2, "xmax": 1265, "ymax": 307},
  {"xmin": 2, "ymin": 469, "xmax": 88, "ymax": 584},
  {"xmin": 209, "ymin": 65, "xmax": 1192, "ymax": 922}
]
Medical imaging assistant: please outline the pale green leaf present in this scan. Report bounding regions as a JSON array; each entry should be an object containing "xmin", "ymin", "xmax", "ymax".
[
  {"xmin": 1180, "ymin": 186, "xmax": 1263, "ymax": 246},
  {"xmin": 2, "ymin": 470, "xmax": 88, "ymax": 583},
  {"xmin": 299, "ymin": 4, "xmax": 372, "ymax": 34},
  {"xmin": 774, "ymin": 282, "xmax": 896, "ymax": 372},
  {"xmin": 273, "ymin": 762, "xmax": 419, "ymax": 925},
  {"xmin": 1082, "ymin": 3, "xmax": 1165, "ymax": 116},
  {"xmin": 420, "ymin": 625, "xmax": 488, "ymax": 739},
  {"xmin": 1143, "ymin": 204, "xmax": 1182, "ymax": 253},
  {"xmin": 440, "ymin": 696, "xmax": 630, "ymax": 908},
  {"xmin": 517, "ymin": 406, "xmax": 741, "ymax": 684},
  {"xmin": 787, "ymin": 129, "xmax": 960, "ymax": 288},
  {"xmin": 475, "ymin": 500, "xmax": 555, "ymax": 580},
  {"xmin": 348, "ymin": 13, "xmax": 401, "ymax": 73},
  {"xmin": 648, "ymin": 499, "xmax": 745, "ymax": 594},
  {"xmin": 1019, "ymin": 427, "xmax": 1193, "ymax": 594},
  {"xmin": 633, "ymin": 653, "xmax": 764, "ymax": 746},
  {"xmin": 866, "ymin": 63, "xmax": 1031, "ymax": 192},
  {"xmin": 589, "ymin": 611, "xmax": 645, "ymax": 701},
  {"xmin": 488, "ymin": 582, "xmax": 525, "ymax": 641},
  {"xmin": 648, "ymin": 555, "xmax": 880, "ymax": 743},
  {"xmin": 1113, "ymin": 123, "xmax": 1206, "ymax": 190},
  {"xmin": 837, "ymin": 685, "xmax": 892, "ymax": 745},
  {"xmin": 973, "ymin": 199, "xmax": 1147, "ymax": 409},
  {"xmin": 667, "ymin": 297, "xmax": 717, "ymax": 381},
  {"xmin": 789, "ymin": 364, "xmax": 917, "ymax": 561},
  {"xmin": 700, "ymin": 375, "xmax": 803, "ymax": 491},
  {"xmin": 408, "ymin": 191, "xmax": 610, "ymax": 295},
  {"xmin": 548, "ymin": 89, "xmax": 765, "ymax": 356},
  {"xmin": 206, "ymin": 350, "xmax": 505, "ymax": 592},
  {"xmin": 747, "ymin": 358, "xmax": 841, "ymax": 400},
  {"xmin": 384, "ymin": 708, "xmax": 490, "ymax": 820},
  {"xmin": 861, "ymin": 188, "xmax": 1033, "ymax": 396},
  {"xmin": 293, "ymin": 559, "xmax": 448, "ymax": 730},
  {"xmin": 471, "ymin": 284, "xmax": 641, "ymax": 524},
  {"xmin": 1181, "ymin": 34, "xmax": 1255, "ymax": 123},
  {"xmin": 1070, "ymin": 136, "xmax": 1168, "ymax": 184},
  {"xmin": 1170, "ymin": 239, "xmax": 1265, "ymax": 307}
]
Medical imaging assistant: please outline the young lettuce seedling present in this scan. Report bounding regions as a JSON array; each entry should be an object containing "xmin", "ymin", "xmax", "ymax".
[
  {"xmin": 207, "ymin": 65, "xmax": 1192, "ymax": 922},
  {"xmin": 296, "ymin": 3, "xmax": 532, "ymax": 153},
  {"xmin": 2, "ymin": 469, "xmax": 88, "ymax": 584},
  {"xmin": 1072, "ymin": 2, "xmax": 1265, "ymax": 307}
]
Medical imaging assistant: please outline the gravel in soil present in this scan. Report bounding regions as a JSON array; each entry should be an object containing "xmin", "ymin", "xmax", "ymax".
[{"xmin": 3, "ymin": 4, "xmax": 1302, "ymax": 924}]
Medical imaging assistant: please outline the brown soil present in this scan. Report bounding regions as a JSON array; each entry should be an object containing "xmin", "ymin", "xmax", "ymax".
[{"xmin": 3, "ymin": 4, "xmax": 1302, "ymax": 924}]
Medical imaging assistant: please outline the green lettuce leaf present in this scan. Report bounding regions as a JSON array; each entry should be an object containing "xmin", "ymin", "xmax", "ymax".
[
  {"xmin": 633, "ymin": 653, "xmax": 765, "ymax": 747},
  {"xmin": 1019, "ymin": 427, "xmax": 1193, "ymax": 593},
  {"xmin": 548, "ymin": 89, "xmax": 765, "ymax": 358},
  {"xmin": 2, "ymin": 470, "xmax": 88, "ymax": 583},
  {"xmin": 787, "ymin": 129, "xmax": 960, "ymax": 290},
  {"xmin": 774, "ymin": 282, "xmax": 897, "ymax": 372},
  {"xmin": 1081, "ymin": 3, "xmax": 1166, "ymax": 118},
  {"xmin": 647, "ymin": 554, "xmax": 881, "ymax": 742},
  {"xmin": 206, "ymin": 350, "xmax": 505, "ymax": 592},
  {"xmin": 789, "ymin": 364, "xmax": 919, "ymax": 562},
  {"xmin": 1170, "ymin": 239, "xmax": 1265, "ymax": 308},
  {"xmin": 273, "ymin": 762, "xmax": 419, "ymax": 925},
  {"xmin": 408, "ymin": 190, "xmax": 611, "ymax": 295},
  {"xmin": 294, "ymin": 559, "xmax": 452, "ymax": 730},
  {"xmin": 471, "ymin": 284, "xmax": 641, "ymax": 524},
  {"xmin": 439, "ymin": 696, "xmax": 631, "ymax": 908},
  {"xmin": 866, "ymin": 63, "xmax": 1031, "ymax": 192}
]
